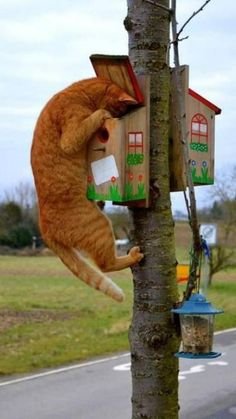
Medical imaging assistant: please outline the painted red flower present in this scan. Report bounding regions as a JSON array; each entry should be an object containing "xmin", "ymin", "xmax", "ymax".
[
  {"xmin": 111, "ymin": 176, "xmax": 116, "ymax": 183},
  {"xmin": 87, "ymin": 175, "xmax": 93, "ymax": 183},
  {"xmin": 128, "ymin": 173, "xmax": 134, "ymax": 181},
  {"xmin": 138, "ymin": 174, "xmax": 143, "ymax": 182}
]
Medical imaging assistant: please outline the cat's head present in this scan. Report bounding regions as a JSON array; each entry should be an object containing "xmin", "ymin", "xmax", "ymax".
[{"xmin": 102, "ymin": 82, "xmax": 138, "ymax": 117}]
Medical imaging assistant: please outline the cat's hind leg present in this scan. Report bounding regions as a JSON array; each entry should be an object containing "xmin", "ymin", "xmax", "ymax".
[
  {"xmin": 79, "ymin": 208, "xmax": 144, "ymax": 273},
  {"xmin": 46, "ymin": 239, "xmax": 125, "ymax": 302},
  {"xmin": 78, "ymin": 209, "xmax": 144, "ymax": 273},
  {"xmin": 98, "ymin": 246, "xmax": 144, "ymax": 273}
]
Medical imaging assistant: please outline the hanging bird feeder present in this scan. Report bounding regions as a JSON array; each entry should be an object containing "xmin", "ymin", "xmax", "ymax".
[{"xmin": 172, "ymin": 293, "xmax": 223, "ymax": 359}]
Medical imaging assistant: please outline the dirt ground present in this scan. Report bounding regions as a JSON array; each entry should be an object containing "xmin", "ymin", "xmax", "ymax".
[{"xmin": 0, "ymin": 309, "xmax": 80, "ymax": 332}]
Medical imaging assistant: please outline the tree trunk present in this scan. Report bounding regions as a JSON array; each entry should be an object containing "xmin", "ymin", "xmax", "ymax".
[{"xmin": 124, "ymin": 0, "xmax": 180, "ymax": 417}]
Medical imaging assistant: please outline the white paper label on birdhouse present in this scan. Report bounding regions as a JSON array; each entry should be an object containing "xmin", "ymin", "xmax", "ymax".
[{"xmin": 91, "ymin": 155, "xmax": 119, "ymax": 186}]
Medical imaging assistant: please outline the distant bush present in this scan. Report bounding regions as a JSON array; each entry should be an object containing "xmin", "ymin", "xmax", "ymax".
[{"xmin": 0, "ymin": 200, "xmax": 39, "ymax": 248}]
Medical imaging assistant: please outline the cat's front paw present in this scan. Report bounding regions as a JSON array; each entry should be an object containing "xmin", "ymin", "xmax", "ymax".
[{"xmin": 129, "ymin": 246, "xmax": 144, "ymax": 264}]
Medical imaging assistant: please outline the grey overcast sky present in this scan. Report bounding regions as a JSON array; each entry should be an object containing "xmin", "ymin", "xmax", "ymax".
[{"xmin": 0, "ymin": 0, "xmax": 235, "ymax": 211}]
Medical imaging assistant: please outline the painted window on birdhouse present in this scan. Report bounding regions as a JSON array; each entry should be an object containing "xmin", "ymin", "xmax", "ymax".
[
  {"xmin": 127, "ymin": 132, "xmax": 144, "ymax": 166},
  {"xmin": 191, "ymin": 113, "xmax": 208, "ymax": 144},
  {"xmin": 128, "ymin": 132, "xmax": 144, "ymax": 153}
]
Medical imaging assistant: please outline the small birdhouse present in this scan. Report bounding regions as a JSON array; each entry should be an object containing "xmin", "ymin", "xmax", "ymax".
[
  {"xmin": 169, "ymin": 66, "xmax": 221, "ymax": 191},
  {"xmin": 172, "ymin": 293, "xmax": 223, "ymax": 359},
  {"xmin": 87, "ymin": 55, "xmax": 150, "ymax": 207}
]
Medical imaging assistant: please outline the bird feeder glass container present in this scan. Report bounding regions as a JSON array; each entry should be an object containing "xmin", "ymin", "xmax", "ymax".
[{"xmin": 172, "ymin": 293, "xmax": 223, "ymax": 359}]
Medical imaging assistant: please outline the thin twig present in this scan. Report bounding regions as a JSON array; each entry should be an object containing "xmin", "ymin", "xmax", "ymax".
[
  {"xmin": 171, "ymin": 0, "xmax": 204, "ymax": 300},
  {"xmin": 183, "ymin": 188, "xmax": 191, "ymax": 224},
  {"xmin": 143, "ymin": 0, "xmax": 171, "ymax": 14},
  {"xmin": 170, "ymin": 35, "xmax": 189, "ymax": 45},
  {"xmin": 178, "ymin": 35, "xmax": 189, "ymax": 42},
  {"xmin": 177, "ymin": 0, "xmax": 212, "ymax": 40}
]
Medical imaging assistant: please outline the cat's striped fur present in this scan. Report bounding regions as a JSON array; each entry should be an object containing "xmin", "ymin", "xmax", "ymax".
[{"xmin": 31, "ymin": 78, "xmax": 144, "ymax": 302}]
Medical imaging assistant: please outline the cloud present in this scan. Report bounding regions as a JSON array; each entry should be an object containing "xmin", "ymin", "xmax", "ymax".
[
  {"xmin": 176, "ymin": 0, "xmax": 236, "ymax": 28},
  {"xmin": 0, "ymin": 106, "xmax": 39, "ymax": 117},
  {"xmin": 0, "ymin": 0, "xmax": 236, "ymax": 212},
  {"xmin": 1, "ymin": 5, "xmax": 127, "ymax": 45},
  {"xmin": 0, "ymin": 4, "xmax": 127, "ymax": 87}
]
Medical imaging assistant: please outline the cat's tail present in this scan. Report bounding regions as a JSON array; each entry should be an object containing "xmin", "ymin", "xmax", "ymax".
[
  {"xmin": 73, "ymin": 249, "xmax": 125, "ymax": 302},
  {"xmin": 48, "ymin": 241, "xmax": 125, "ymax": 302}
]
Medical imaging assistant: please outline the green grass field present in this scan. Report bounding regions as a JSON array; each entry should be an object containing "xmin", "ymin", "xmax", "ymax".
[
  {"xmin": 0, "ymin": 256, "xmax": 133, "ymax": 375},
  {"xmin": 0, "ymin": 255, "xmax": 235, "ymax": 375}
]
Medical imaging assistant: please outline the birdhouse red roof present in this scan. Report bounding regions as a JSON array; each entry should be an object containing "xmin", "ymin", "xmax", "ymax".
[{"xmin": 188, "ymin": 88, "xmax": 221, "ymax": 115}]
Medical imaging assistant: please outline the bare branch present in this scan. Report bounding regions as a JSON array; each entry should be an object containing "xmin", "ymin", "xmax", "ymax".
[
  {"xmin": 183, "ymin": 189, "xmax": 191, "ymax": 225},
  {"xmin": 178, "ymin": 35, "xmax": 189, "ymax": 42},
  {"xmin": 177, "ymin": 0, "xmax": 212, "ymax": 40},
  {"xmin": 210, "ymin": 246, "xmax": 234, "ymax": 277},
  {"xmin": 171, "ymin": 0, "xmax": 203, "ymax": 300},
  {"xmin": 170, "ymin": 35, "xmax": 189, "ymax": 45},
  {"xmin": 143, "ymin": 0, "xmax": 171, "ymax": 14}
]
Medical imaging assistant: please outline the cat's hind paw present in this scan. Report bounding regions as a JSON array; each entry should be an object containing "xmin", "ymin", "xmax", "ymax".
[{"xmin": 129, "ymin": 246, "xmax": 144, "ymax": 265}]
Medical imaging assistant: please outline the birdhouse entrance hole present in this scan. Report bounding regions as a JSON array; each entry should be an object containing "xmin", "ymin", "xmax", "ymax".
[{"xmin": 97, "ymin": 127, "xmax": 109, "ymax": 143}]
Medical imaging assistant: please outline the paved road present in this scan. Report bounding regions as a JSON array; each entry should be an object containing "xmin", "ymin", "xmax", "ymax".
[
  {"xmin": 0, "ymin": 329, "xmax": 235, "ymax": 419},
  {"xmin": 179, "ymin": 329, "xmax": 236, "ymax": 419}
]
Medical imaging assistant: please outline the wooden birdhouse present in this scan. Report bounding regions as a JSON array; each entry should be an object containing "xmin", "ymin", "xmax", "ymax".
[
  {"xmin": 87, "ymin": 55, "xmax": 150, "ymax": 207},
  {"xmin": 169, "ymin": 66, "xmax": 221, "ymax": 191}
]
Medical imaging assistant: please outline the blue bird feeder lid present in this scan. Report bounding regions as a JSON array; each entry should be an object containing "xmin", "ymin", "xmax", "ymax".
[{"xmin": 171, "ymin": 293, "xmax": 223, "ymax": 315}]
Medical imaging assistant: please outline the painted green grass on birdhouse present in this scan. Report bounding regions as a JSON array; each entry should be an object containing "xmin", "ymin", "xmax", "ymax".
[
  {"xmin": 191, "ymin": 167, "xmax": 214, "ymax": 185},
  {"xmin": 123, "ymin": 182, "xmax": 145, "ymax": 201},
  {"xmin": 87, "ymin": 184, "xmax": 96, "ymax": 200},
  {"xmin": 125, "ymin": 183, "xmax": 133, "ymax": 200},
  {"xmin": 87, "ymin": 185, "xmax": 122, "ymax": 202},
  {"xmin": 109, "ymin": 184, "xmax": 122, "ymax": 201},
  {"xmin": 87, "ymin": 182, "xmax": 146, "ymax": 202},
  {"xmin": 190, "ymin": 142, "xmax": 208, "ymax": 153},
  {"xmin": 137, "ymin": 182, "xmax": 145, "ymax": 198},
  {"xmin": 126, "ymin": 153, "xmax": 144, "ymax": 166},
  {"xmin": 87, "ymin": 185, "xmax": 110, "ymax": 201}
]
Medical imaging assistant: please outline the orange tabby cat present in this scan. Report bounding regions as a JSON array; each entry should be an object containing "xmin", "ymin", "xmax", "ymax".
[{"xmin": 31, "ymin": 77, "xmax": 144, "ymax": 302}]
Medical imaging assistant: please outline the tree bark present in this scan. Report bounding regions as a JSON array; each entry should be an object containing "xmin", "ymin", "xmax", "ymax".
[{"xmin": 125, "ymin": 0, "xmax": 180, "ymax": 417}]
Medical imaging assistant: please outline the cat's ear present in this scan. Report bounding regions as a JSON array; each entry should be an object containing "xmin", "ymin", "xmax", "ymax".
[{"xmin": 118, "ymin": 92, "xmax": 138, "ymax": 105}]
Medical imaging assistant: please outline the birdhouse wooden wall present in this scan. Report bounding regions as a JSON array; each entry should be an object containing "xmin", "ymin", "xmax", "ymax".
[
  {"xmin": 86, "ymin": 73, "xmax": 150, "ymax": 207},
  {"xmin": 86, "ymin": 56, "xmax": 221, "ymax": 202},
  {"xmin": 188, "ymin": 88, "xmax": 221, "ymax": 185},
  {"xmin": 170, "ymin": 66, "xmax": 221, "ymax": 191},
  {"xmin": 169, "ymin": 66, "xmax": 189, "ymax": 192}
]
